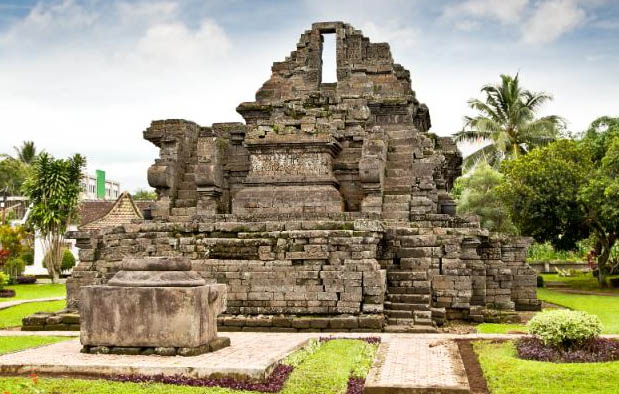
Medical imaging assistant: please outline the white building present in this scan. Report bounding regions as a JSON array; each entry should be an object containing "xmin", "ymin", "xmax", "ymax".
[{"xmin": 80, "ymin": 170, "xmax": 120, "ymax": 200}]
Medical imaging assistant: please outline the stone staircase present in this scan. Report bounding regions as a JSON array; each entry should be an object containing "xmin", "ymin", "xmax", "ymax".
[
  {"xmin": 383, "ymin": 227, "xmax": 438, "ymax": 333},
  {"xmin": 381, "ymin": 126, "xmax": 414, "ymax": 221}
]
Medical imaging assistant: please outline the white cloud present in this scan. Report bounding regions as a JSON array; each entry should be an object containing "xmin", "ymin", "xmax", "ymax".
[
  {"xmin": 521, "ymin": 0, "xmax": 587, "ymax": 44},
  {"xmin": 136, "ymin": 20, "xmax": 230, "ymax": 65},
  {"xmin": 358, "ymin": 21, "xmax": 418, "ymax": 49},
  {"xmin": 442, "ymin": 0, "xmax": 530, "ymax": 25},
  {"xmin": 0, "ymin": 0, "xmax": 249, "ymax": 192}
]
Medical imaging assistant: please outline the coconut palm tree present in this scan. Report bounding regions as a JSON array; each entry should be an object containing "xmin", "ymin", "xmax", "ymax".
[
  {"xmin": 13, "ymin": 141, "xmax": 40, "ymax": 164},
  {"xmin": 454, "ymin": 74, "xmax": 564, "ymax": 171}
]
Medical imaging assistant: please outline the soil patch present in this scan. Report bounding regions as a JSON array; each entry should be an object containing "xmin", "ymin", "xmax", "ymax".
[{"xmin": 456, "ymin": 339, "xmax": 489, "ymax": 394}]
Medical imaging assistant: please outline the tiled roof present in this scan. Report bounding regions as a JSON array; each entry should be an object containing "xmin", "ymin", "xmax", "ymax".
[{"xmin": 80, "ymin": 193, "xmax": 149, "ymax": 230}]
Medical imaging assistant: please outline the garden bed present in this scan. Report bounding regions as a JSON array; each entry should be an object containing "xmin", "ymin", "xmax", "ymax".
[
  {"xmin": 0, "ymin": 289, "xmax": 15, "ymax": 298},
  {"xmin": 474, "ymin": 340, "xmax": 619, "ymax": 394},
  {"xmin": 516, "ymin": 336, "xmax": 619, "ymax": 363}
]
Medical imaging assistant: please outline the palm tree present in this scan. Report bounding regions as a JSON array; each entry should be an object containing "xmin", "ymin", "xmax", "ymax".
[
  {"xmin": 454, "ymin": 74, "xmax": 564, "ymax": 171},
  {"xmin": 13, "ymin": 141, "xmax": 41, "ymax": 164}
]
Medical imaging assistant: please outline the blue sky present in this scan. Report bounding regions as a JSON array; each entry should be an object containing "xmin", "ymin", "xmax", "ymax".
[{"xmin": 1, "ymin": 0, "xmax": 618, "ymax": 191}]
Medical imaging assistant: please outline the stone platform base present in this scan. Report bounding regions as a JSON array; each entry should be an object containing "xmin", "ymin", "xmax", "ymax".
[
  {"xmin": 0, "ymin": 333, "xmax": 309, "ymax": 380},
  {"xmin": 81, "ymin": 337, "xmax": 231, "ymax": 357}
]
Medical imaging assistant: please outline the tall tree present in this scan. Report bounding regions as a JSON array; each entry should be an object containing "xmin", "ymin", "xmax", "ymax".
[
  {"xmin": 453, "ymin": 162, "xmax": 517, "ymax": 234},
  {"xmin": 13, "ymin": 141, "xmax": 40, "ymax": 164},
  {"xmin": 499, "ymin": 117, "xmax": 619, "ymax": 285},
  {"xmin": 22, "ymin": 153, "xmax": 86, "ymax": 282},
  {"xmin": 455, "ymin": 74, "xmax": 564, "ymax": 171}
]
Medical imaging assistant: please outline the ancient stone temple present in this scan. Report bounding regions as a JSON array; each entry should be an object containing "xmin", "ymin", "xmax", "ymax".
[{"xmin": 63, "ymin": 21, "xmax": 539, "ymax": 333}]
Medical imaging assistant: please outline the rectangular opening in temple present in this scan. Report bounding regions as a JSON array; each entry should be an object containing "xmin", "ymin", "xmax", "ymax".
[{"xmin": 321, "ymin": 33, "xmax": 337, "ymax": 83}]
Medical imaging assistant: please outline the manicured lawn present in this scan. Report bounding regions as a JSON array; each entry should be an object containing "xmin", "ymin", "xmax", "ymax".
[
  {"xmin": 0, "ymin": 339, "xmax": 377, "ymax": 394},
  {"xmin": 475, "ymin": 340, "xmax": 619, "ymax": 394},
  {"xmin": 476, "ymin": 323, "xmax": 528, "ymax": 334},
  {"xmin": 0, "ymin": 336, "xmax": 71, "ymax": 355},
  {"xmin": 541, "ymin": 273, "xmax": 619, "ymax": 293},
  {"xmin": 537, "ymin": 288, "xmax": 619, "ymax": 333},
  {"xmin": 0, "ymin": 283, "xmax": 66, "ymax": 302},
  {"xmin": 0, "ymin": 300, "xmax": 65, "ymax": 328}
]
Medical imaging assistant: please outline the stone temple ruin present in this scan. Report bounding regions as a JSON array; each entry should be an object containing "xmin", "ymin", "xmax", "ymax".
[{"xmin": 63, "ymin": 22, "xmax": 539, "ymax": 333}]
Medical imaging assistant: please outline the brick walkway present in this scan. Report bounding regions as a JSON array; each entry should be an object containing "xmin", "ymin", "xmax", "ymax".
[
  {"xmin": 0, "ymin": 297, "xmax": 65, "ymax": 311},
  {"xmin": 364, "ymin": 337, "xmax": 469, "ymax": 393}
]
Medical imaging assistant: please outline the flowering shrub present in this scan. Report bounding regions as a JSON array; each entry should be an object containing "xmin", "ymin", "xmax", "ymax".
[
  {"xmin": 16, "ymin": 275, "xmax": 37, "ymax": 284},
  {"xmin": 527, "ymin": 310, "xmax": 602, "ymax": 348}
]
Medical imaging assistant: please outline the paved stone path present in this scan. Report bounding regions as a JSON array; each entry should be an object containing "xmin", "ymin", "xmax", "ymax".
[
  {"xmin": 2, "ymin": 331, "xmax": 618, "ymax": 392},
  {"xmin": 364, "ymin": 337, "xmax": 470, "ymax": 393},
  {"xmin": 0, "ymin": 330, "xmax": 79, "ymax": 337},
  {"xmin": 0, "ymin": 297, "xmax": 65, "ymax": 311},
  {"xmin": 0, "ymin": 333, "xmax": 310, "ymax": 380}
]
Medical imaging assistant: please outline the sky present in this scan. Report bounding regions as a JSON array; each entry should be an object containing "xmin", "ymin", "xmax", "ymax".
[{"xmin": 1, "ymin": 0, "xmax": 618, "ymax": 192}]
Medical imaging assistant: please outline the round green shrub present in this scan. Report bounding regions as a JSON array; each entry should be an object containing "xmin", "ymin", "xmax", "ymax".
[
  {"xmin": 527, "ymin": 310, "xmax": 602, "ymax": 348},
  {"xmin": 61, "ymin": 249, "xmax": 76, "ymax": 272},
  {"xmin": 20, "ymin": 248, "xmax": 34, "ymax": 266},
  {"xmin": 0, "ymin": 272, "xmax": 9, "ymax": 289}
]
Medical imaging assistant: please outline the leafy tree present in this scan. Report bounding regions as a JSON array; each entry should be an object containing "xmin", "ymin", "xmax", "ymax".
[
  {"xmin": 453, "ymin": 162, "xmax": 517, "ymax": 233},
  {"xmin": 133, "ymin": 188, "xmax": 157, "ymax": 201},
  {"xmin": 0, "ymin": 157, "xmax": 30, "ymax": 195},
  {"xmin": 455, "ymin": 74, "xmax": 564, "ymax": 171},
  {"xmin": 22, "ymin": 153, "xmax": 86, "ymax": 282},
  {"xmin": 13, "ymin": 141, "xmax": 41, "ymax": 164},
  {"xmin": 499, "ymin": 117, "xmax": 619, "ymax": 285},
  {"xmin": 578, "ymin": 117, "xmax": 619, "ymax": 282}
]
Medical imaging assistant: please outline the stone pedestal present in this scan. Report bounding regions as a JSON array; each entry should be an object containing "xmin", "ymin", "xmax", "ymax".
[{"xmin": 80, "ymin": 257, "xmax": 228, "ymax": 356}]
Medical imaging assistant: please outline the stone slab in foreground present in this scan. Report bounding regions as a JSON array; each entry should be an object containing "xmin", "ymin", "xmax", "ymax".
[
  {"xmin": 0, "ymin": 332, "xmax": 308, "ymax": 380},
  {"xmin": 364, "ymin": 337, "xmax": 470, "ymax": 394}
]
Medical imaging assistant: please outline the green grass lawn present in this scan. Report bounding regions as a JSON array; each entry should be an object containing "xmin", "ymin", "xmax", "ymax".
[
  {"xmin": 0, "ymin": 336, "xmax": 71, "ymax": 355},
  {"xmin": 476, "ymin": 323, "xmax": 528, "ymax": 334},
  {"xmin": 0, "ymin": 300, "xmax": 65, "ymax": 328},
  {"xmin": 0, "ymin": 283, "xmax": 66, "ymax": 302},
  {"xmin": 475, "ymin": 340, "xmax": 619, "ymax": 394},
  {"xmin": 537, "ymin": 288, "xmax": 619, "ymax": 333},
  {"xmin": 0, "ymin": 339, "xmax": 377, "ymax": 394},
  {"xmin": 541, "ymin": 273, "xmax": 619, "ymax": 293}
]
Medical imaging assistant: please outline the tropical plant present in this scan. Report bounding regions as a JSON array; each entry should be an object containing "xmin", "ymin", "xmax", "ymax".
[
  {"xmin": 13, "ymin": 141, "xmax": 41, "ymax": 164},
  {"xmin": 22, "ymin": 153, "xmax": 85, "ymax": 282},
  {"xmin": 453, "ymin": 162, "xmax": 517, "ymax": 233},
  {"xmin": 454, "ymin": 74, "xmax": 564, "ymax": 171}
]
